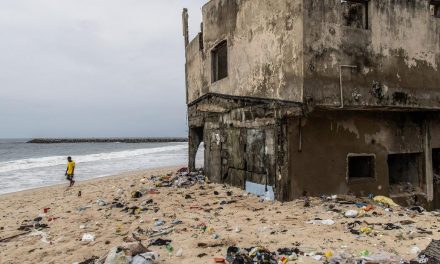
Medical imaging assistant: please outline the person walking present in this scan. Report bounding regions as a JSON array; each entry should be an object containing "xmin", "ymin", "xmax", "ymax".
[{"xmin": 65, "ymin": 156, "xmax": 76, "ymax": 187}]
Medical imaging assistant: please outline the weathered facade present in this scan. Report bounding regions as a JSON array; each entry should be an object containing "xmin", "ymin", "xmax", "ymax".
[{"xmin": 184, "ymin": 0, "xmax": 440, "ymax": 209}]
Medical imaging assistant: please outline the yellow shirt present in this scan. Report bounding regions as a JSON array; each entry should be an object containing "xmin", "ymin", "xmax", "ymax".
[{"xmin": 67, "ymin": 161, "xmax": 75, "ymax": 175}]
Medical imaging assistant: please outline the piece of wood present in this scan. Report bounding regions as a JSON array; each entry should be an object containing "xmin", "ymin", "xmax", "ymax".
[{"xmin": 0, "ymin": 231, "xmax": 31, "ymax": 243}]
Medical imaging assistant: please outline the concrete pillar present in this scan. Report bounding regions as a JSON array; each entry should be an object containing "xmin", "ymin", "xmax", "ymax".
[
  {"xmin": 424, "ymin": 121, "xmax": 434, "ymax": 202},
  {"xmin": 182, "ymin": 8, "xmax": 189, "ymax": 47}
]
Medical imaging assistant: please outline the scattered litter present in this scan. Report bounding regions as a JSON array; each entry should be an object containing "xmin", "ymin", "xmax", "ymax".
[
  {"xmin": 29, "ymin": 230, "xmax": 50, "ymax": 244},
  {"xmin": 321, "ymin": 219, "xmax": 335, "ymax": 225},
  {"xmin": 165, "ymin": 244, "xmax": 173, "ymax": 253},
  {"xmin": 383, "ymin": 223, "xmax": 401, "ymax": 230},
  {"xmin": 360, "ymin": 227, "xmax": 373, "ymax": 234},
  {"xmin": 150, "ymin": 168, "xmax": 205, "ymax": 188},
  {"xmin": 76, "ymin": 256, "xmax": 98, "ymax": 264},
  {"xmin": 359, "ymin": 249, "xmax": 370, "ymax": 257},
  {"xmin": 411, "ymin": 246, "xmax": 421, "ymax": 254},
  {"xmin": 131, "ymin": 191, "xmax": 143, "ymax": 198},
  {"xmin": 344, "ymin": 210, "xmax": 359, "ymax": 218},
  {"xmin": 131, "ymin": 252, "xmax": 159, "ymax": 264},
  {"xmin": 245, "ymin": 181, "xmax": 275, "ymax": 201},
  {"xmin": 175, "ymin": 248, "xmax": 183, "ymax": 257},
  {"xmin": 410, "ymin": 206, "xmax": 425, "ymax": 214},
  {"xmin": 96, "ymin": 199, "xmax": 107, "ymax": 206},
  {"xmin": 154, "ymin": 220, "xmax": 165, "ymax": 226},
  {"xmin": 171, "ymin": 220, "xmax": 182, "ymax": 225},
  {"xmin": 413, "ymin": 240, "xmax": 440, "ymax": 263},
  {"xmin": 306, "ymin": 219, "xmax": 335, "ymax": 225},
  {"xmin": 149, "ymin": 238, "xmax": 171, "ymax": 246},
  {"xmin": 81, "ymin": 233, "xmax": 95, "ymax": 242},
  {"xmin": 373, "ymin": 196, "xmax": 398, "ymax": 207},
  {"xmin": 76, "ymin": 206, "xmax": 91, "ymax": 213}
]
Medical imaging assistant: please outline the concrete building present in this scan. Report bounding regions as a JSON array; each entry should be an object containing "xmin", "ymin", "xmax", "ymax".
[{"xmin": 183, "ymin": 0, "xmax": 440, "ymax": 209}]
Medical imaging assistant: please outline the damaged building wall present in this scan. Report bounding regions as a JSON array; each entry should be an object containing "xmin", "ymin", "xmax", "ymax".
[
  {"xmin": 189, "ymin": 103, "xmax": 278, "ymax": 190},
  {"xmin": 303, "ymin": 0, "xmax": 440, "ymax": 109},
  {"xmin": 186, "ymin": 0, "xmax": 304, "ymax": 104},
  {"xmin": 185, "ymin": 0, "xmax": 440, "ymax": 207},
  {"xmin": 285, "ymin": 110, "xmax": 440, "ymax": 207},
  {"xmin": 186, "ymin": 34, "xmax": 205, "ymax": 104},
  {"xmin": 188, "ymin": 95, "xmax": 300, "ymax": 199}
]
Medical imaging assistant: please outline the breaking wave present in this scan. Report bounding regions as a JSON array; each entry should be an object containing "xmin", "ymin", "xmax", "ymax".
[{"xmin": 0, "ymin": 144, "xmax": 187, "ymax": 173}]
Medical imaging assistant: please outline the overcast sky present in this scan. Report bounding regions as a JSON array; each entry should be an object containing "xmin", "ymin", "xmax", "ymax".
[{"xmin": 0, "ymin": 0, "xmax": 206, "ymax": 138}]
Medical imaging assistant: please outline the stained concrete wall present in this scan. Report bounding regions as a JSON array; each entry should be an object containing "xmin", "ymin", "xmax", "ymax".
[
  {"xmin": 186, "ymin": 34, "xmax": 205, "ymax": 104},
  {"xmin": 303, "ymin": 0, "xmax": 440, "ymax": 109},
  {"xmin": 285, "ymin": 110, "xmax": 434, "ymax": 202},
  {"xmin": 187, "ymin": 0, "xmax": 439, "ymax": 108},
  {"xmin": 187, "ymin": 96, "xmax": 299, "ymax": 196},
  {"xmin": 199, "ymin": 115, "xmax": 277, "ymax": 189},
  {"xmin": 185, "ymin": 0, "xmax": 440, "ymax": 206},
  {"xmin": 186, "ymin": 0, "xmax": 304, "ymax": 104}
]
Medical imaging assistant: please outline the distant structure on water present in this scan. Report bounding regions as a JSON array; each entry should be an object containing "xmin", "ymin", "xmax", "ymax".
[{"xmin": 27, "ymin": 138, "xmax": 188, "ymax": 144}]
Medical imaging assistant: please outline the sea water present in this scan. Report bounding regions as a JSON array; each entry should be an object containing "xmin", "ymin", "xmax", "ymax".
[{"xmin": 0, "ymin": 139, "xmax": 203, "ymax": 195}]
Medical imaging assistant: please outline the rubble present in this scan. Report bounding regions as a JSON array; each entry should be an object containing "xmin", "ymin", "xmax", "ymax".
[{"xmin": 149, "ymin": 168, "xmax": 205, "ymax": 188}]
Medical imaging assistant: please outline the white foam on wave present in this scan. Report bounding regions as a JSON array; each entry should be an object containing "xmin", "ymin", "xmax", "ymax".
[{"xmin": 0, "ymin": 144, "xmax": 187, "ymax": 173}]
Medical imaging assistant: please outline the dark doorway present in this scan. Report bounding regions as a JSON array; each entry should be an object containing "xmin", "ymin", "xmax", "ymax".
[{"xmin": 388, "ymin": 153, "xmax": 422, "ymax": 195}]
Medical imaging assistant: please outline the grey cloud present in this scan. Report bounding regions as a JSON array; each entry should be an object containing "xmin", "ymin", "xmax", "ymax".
[{"xmin": 0, "ymin": 0, "xmax": 206, "ymax": 138}]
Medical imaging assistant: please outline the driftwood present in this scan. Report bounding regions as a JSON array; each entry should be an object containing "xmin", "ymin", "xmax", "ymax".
[{"xmin": 0, "ymin": 231, "xmax": 31, "ymax": 243}]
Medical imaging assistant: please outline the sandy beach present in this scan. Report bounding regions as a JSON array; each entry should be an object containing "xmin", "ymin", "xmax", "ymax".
[{"xmin": 0, "ymin": 166, "xmax": 439, "ymax": 264}]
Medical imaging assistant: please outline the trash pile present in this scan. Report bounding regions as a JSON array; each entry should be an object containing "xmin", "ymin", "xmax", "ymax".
[
  {"xmin": 1, "ymin": 208, "xmax": 53, "ymax": 244},
  {"xmin": 213, "ymin": 245, "xmax": 402, "ymax": 264},
  {"xmin": 410, "ymin": 240, "xmax": 440, "ymax": 264},
  {"xmin": 149, "ymin": 168, "xmax": 205, "ymax": 188},
  {"xmin": 219, "ymin": 246, "xmax": 296, "ymax": 264},
  {"xmin": 216, "ymin": 241, "xmax": 440, "ymax": 264},
  {"xmin": 81, "ymin": 242, "xmax": 159, "ymax": 264}
]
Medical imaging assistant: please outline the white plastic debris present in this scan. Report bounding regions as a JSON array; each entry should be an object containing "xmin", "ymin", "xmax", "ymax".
[
  {"xmin": 410, "ymin": 246, "xmax": 421, "ymax": 254},
  {"xmin": 81, "ymin": 233, "xmax": 95, "ymax": 242},
  {"xmin": 104, "ymin": 247, "xmax": 130, "ymax": 264},
  {"xmin": 131, "ymin": 252, "xmax": 159, "ymax": 264},
  {"xmin": 175, "ymin": 248, "xmax": 183, "ymax": 257},
  {"xmin": 289, "ymin": 253, "xmax": 298, "ymax": 260},
  {"xmin": 321, "ymin": 219, "xmax": 335, "ymax": 225},
  {"xmin": 344, "ymin": 210, "xmax": 359, "ymax": 218},
  {"xmin": 96, "ymin": 199, "xmax": 107, "ymax": 206},
  {"xmin": 306, "ymin": 219, "xmax": 335, "ymax": 225},
  {"xmin": 29, "ymin": 230, "xmax": 50, "ymax": 244}
]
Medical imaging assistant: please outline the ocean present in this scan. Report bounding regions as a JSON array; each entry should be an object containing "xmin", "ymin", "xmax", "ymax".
[{"xmin": 0, "ymin": 139, "xmax": 203, "ymax": 195}]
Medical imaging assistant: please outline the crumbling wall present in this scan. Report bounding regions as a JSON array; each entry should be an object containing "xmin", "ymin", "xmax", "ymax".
[
  {"xmin": 186, "ymin": 0, "xmax": 304, "ymax": 104},
  {"xmin": 285, "ymin": 110, "xmax": 431, "ymax": 202},
  {"xmin": 187, "ymin": 95, "xmax": 299, "ymax": 199},
  {"xmin": 303, "ymin": 0, "xmax": 440, "ymax": 109}
]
